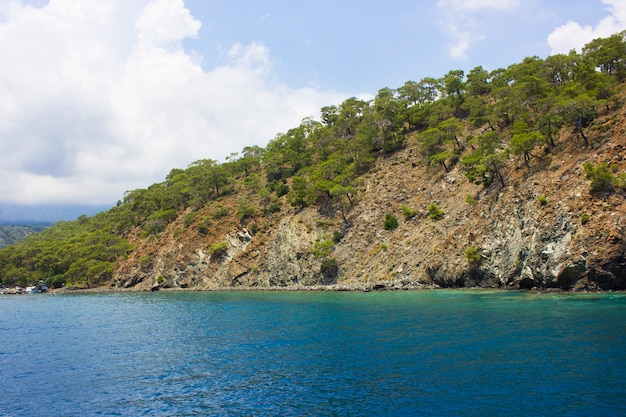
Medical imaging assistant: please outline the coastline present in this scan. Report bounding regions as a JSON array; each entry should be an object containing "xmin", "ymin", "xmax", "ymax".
[{"xmin": 43, "ymin": 282, "xmax": 597, "ymax": 294}]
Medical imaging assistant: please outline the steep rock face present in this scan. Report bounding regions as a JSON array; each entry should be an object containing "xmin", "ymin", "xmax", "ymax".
[
  {"xmin": 110, "ymin": 108, "xmax": 626, "ymax": 292},
  {"xmin": 263, "ymin": 217, "xmax": 322, "ymax": 286}
]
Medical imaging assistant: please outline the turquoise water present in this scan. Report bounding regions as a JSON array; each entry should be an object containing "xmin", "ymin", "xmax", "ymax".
[{"xmin": 1, "ymin": 290, "xmax": 626, "ymax": 416}]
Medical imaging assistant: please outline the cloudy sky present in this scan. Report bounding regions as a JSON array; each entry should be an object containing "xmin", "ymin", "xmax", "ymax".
[{"xmin": 1, "ymin": 0, "xmax": 625, "ymax": 206}]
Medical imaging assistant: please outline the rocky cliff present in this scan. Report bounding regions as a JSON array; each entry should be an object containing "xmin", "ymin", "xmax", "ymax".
[{"xmin": 110, "ymin": 102, "xmax": 625, "ymax": 292}]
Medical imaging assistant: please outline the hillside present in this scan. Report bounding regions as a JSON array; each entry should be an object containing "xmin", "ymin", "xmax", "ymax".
[
  {"xmin": 111, "ymin": 94, "xmax": 625, "ymax": 292},
  {"xmin": 0, "ymin": 224, "xmax": 48, "ymax": 249},
  {"xmin": 0, "ymin": 33, "xmax": 625, "ymax": 291}
]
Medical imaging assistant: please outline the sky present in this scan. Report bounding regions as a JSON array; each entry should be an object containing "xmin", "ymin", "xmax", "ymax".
[{"xmin": 0, "ymin": 0, "xmax": 625, "ymax": 206}]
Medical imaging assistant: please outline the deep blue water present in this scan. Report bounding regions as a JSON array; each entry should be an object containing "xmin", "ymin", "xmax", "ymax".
[{"xmin": 1, "ymin": 290, "xmax": 626, "ymax": 416}]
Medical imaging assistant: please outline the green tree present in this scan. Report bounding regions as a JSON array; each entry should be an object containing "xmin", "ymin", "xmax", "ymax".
[
  {"xmin": 441, "ymin": 69, "xmax": 466, "ymax": 114},
  {"xmin": 510, "ymin": 121, "xmax": 545, "ymax": 167},
  {"xmin": 461, "ymin": 131, "xmax": 506, "ymax": 187},
  {"xmin": 373, "ymin": 87, "xmax": 404, "ymax": 153},
  {"xmin": 466, "ymin": 66, "xmax": 492, "ymax": 96},
  {"xmin": 582, "ymin": 31, "xmax": 626, "ymax": 82},
  {"xmin": 557, "ymin": 87, "xmax": 599, "ymax": 147},
  {"xmin": 419, "ymin": 126, "xmax": 458, "ymax": 171},
  {"xmin": 289, "ymin": 175, "xmax": 314, "ymax": 209}
]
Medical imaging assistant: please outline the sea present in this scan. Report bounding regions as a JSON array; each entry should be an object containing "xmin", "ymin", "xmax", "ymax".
[{"xmin": 1, "ymin": 290, "xmax": 626, "ymax": 417}]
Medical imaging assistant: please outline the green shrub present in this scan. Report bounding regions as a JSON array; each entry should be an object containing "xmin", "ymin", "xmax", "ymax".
[
  {"xmin": 428, "ymin": 203, "xmax": 445, "ymax": 220},
  {"xmin": 236, "ymin": 198, "xmax": 256, "ymax": 222},
  {"xmin": 384, "ymin": 214, "xmax": 399, "ymax": 230},
  {"xmin": 464, "ymin": 246, "xmax": 481, "ymax": 264},
  {"xmin": 581, "ymin": 213, "xmax": 590, "ymax": 225},
  {"xmin": 274, "ymin": 182, "xmax": 289, "ymax": 197},
  {"xmin": 183, "ymin": 212, "xmax": 196, "ymax": 228},
  {"xmin": 263, "ymin": 201, "xmax": 281, "ymax": 215},
  {"xmin": 211, "ymin": 205, "xmax": 229, "ymax": 220},
  {"xmin": 314, "ymin": 219, "xmax": 334, "ymax": 229},
  {"xmin": 380, "ymin": 243, "xmax": 388, "ymax": 252},
  {"xmin": 209, "ymin": 241, "xmax": 228, "ymax": 257},
  {"xmin": 313, "ymin": 238, "xmax": 333, "ymax": 258},
  {"xmin": 400, "ymin": 204, "xmax": 417, "ymax": 220},
  {"xmin": 320, "ymin": 258, "xmax": 338, "ymax": 278},
  {"xmin": 197, "ymin": 217, "xmax": 211, "ymax": 235},
  {"xmin": 138, "ymin": 255, "xmax": 152, "ymax": 269},
  {"xmin": 154, "ymin": 209, "xmax": 177, "ymax": 223},
  {"xmin": 584, "ymin": 162, "xmax": 615, "ymax": 192},
  {"xmin": 538, "ymin": 195, "xmax": 547, "ymax": 206},
  {"xmin": 244, "ymin": 174, "xmax": 261, "ymax": 191},
  {"xmin": 465, "ymin": 195, "xmax": 478, "ymax": 205},
  {"xmin": 332, "ymin": 230, "xmax": 344, "ymax": 244}
]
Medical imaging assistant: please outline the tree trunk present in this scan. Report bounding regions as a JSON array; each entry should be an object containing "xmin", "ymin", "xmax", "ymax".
[
  {"xmin": 495, "ymin": 165, "xmax": 505, "ymax": 187},
  {"xmin": 547, "ymin": 119, "xmax": 556, "ymax": 147},
  {"xmin": 576, "ymin": 118, "xmax": 589, "ymax": 147}
]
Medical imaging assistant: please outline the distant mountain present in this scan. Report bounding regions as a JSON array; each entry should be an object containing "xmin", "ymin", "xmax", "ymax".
[
  {"xmin": 0, "ymin": 203, "xmax": 111, "ymax": 224},
  {"xmin": 0, "ymin": 224, "xmax": 49, "ymax": 248}
]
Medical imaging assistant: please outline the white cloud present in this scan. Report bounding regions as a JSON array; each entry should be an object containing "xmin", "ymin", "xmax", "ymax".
[
  {"xmin": 437, "ymin": 0, "xmax": 519, "ymax": 12},
  {"xmin": 437, "ymin": 0, "xmax": 519, "ymax": 59},
  {"xmin": 135, "ymin": 0, "xmax": 200, "ymax": 47},
  {"xmin": 547, "ymin": 0, "xmax": 626, "ymax": 54},
  {"xmin": 0, "ymin": 0, "xmax": 345, "ymax": 205}
]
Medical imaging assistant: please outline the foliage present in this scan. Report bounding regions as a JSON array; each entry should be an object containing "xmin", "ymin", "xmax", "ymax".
[
  {"xmin": 319, "ymin": 258, "xmax": 338, "ymax": 279},
  {"xmin": 312, "ymin": 238, "xmax": 334, "ymax": 259},
  {"xmin": 183, "ymin": 212, "xmax": 196, "ymax": 228},
  {"xmin": 464, "ymin": 246, "xmax": 481, "ymax": 264},
  {"xmin": 263, "ymin": 201, "xmax": 282, "ymax": 215},
  {"xmin": 427, "ymin": 203, "xmax": 445, "ymax": 220},
  {"xmin": 465, "ymin": 195, "xmax": 478, "ymax": 205},
  {"xmin": 400, "ymin": 204, "xmax": 417, "ymax": 220},
  {"xmin": 510, "ymin": 121, "xmax": 545, "ymax": 167},
  {"xmin": 138, "ymin": 255, "xmax": 152, "ymax": 269},
  {"xmin": 538, "ymin": 195, "xmax": 547, "ymax": 206},
  {"xmin": 584, "ymin": 162, "xmax": 616, "ymax": 192},
  {"xmin": 332, "ymin": 230, "xmax": 344, "ymax": 243},
  {"xmin": 236, "ymin": 198, "xmax": 256, "ymax": 222},
  {"xmin": 0, "ymin": 224, "xmax": 48, "ymax": 249},
  {"xmin": 384, "ymin": 214, "xmax": 399, "ymax": 231},
  {"xmin": 461, "ymin": 132, "xmax": 506, "ymax": 187},
  {"xmin": 209, "ymin": 241, "xmax": 228, "ymax": 257},
  {"xmin": 211, "ymin": 205, "xmax": 230, "ymax": 220},
  {"xmin": 581, "ymin": 213, "xmax": 591, "ymax": 225},
  {"xmin": 0, "ymin": 219, "xmax": 132, "ymax": 288},
  {"xmin": 197, "ymin": 218, "xmax": 211, "ymax": 235}
]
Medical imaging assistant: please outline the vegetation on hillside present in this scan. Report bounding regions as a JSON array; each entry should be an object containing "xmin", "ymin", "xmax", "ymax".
[
  {"xmin": 1, "ymin": 32, "xmax": 626, "ymax": 288},
  {"xmin": 0, "ymin": 225, "xmax": 48, "ymax": 249}
]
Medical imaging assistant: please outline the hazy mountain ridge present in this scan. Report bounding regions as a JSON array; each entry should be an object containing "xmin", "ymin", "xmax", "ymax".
[{"xmin": 0, "ymin": 203, "xmax": 110, "ymax": 224}]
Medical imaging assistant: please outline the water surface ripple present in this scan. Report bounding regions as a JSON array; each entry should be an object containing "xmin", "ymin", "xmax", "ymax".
[{"xmin": 1, "ymin": 290, "xmax": 625, "ymax": 416}]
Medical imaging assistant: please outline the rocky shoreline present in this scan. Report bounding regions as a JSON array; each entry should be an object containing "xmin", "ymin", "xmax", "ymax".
[{"xmin": 43, "ymin": 280, "xmax": 617, "ymax": 294}]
